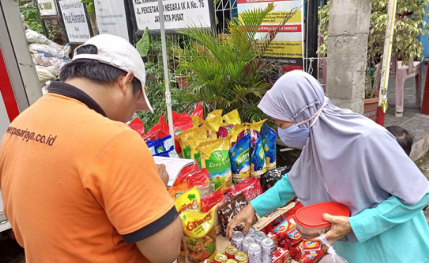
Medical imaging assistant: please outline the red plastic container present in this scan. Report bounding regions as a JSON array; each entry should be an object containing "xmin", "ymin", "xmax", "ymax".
[{"xmin": 293, "ymin": 202, "xmax": 351, "ymax": 238}]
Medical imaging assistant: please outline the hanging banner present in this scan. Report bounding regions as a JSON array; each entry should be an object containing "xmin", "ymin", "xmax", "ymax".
[
  {"xmin": 131, "ymin": 0, "xmax": 214, "ymax": 33},
  {"xmin": 238, "ymin": 0, "xmax": 304, "ymax": 68},
  {"xmin": 94, "ymin": 0, "xmax": 129, "ymax": 41},
  {"xmin": 37, "ymin": 0, "xmax": 58, "ymax": 16},
  {"xmin": 58, "ymin": 0, "xmax": 91, "ymax": 43}
]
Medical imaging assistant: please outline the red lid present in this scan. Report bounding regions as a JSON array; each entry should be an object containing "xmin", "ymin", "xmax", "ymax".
[{"xmin": 294, "ymin": 202, "xmax": 351, "ymax": 228}]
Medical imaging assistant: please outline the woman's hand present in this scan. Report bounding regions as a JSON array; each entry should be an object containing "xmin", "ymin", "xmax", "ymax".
[
  {"xmin": 226, "ymin": 204, "xmax": 257, "ymax": 238},
  {"xmin": 316, "ymin": 213, "xmax": 352, "ymax": 245}
]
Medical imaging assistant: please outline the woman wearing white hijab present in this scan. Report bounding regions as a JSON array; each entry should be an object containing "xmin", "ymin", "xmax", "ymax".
[{"xmin": 227, "ymin": 70, "xmax": 429, "ymax": 263}]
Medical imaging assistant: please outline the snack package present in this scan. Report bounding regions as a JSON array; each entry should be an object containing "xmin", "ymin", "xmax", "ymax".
[
  {"xmin": 272, "ymin": 247, "xmax": 291, "ymax": 263},
  {"xmin": 262, "ymin": 123, "xmax": 277, "ymax": 170},
  {"xmin": 250, "ymin": 135, "xmax": 267, "ymax": 178},
  {"xmin": 227, "ymin": 177, "xmax": 263, "ymax": 202},
  {"xmin": 229, "ymin": 134, "xmax": 251, "ymax": 183},
  {"xmin": 181, "ymin": 206, "xmax": 217, "ymax": 263},
  {"xmin": 168, "ymin": 181, "xmax": 189, "ymax": 199},
  {"xmin": 175, "ymin": 187, "xmax": 201, "ymax": 214},
  {"xmin": 197, "ymin": 137, "xmax": 232, "ymax": 192},
  {"xmin": 188, "ymin": 168, "xmax": 212, "ymax": 198},
  {"xmin": 191, "ymin": 102, "xmax": 204, "ymax": 119},
  {"xmin": 217, "ymin": 193, "xmax": 247, "ymax": 237},
  {"xmin": 302, "ymin": 240, "xmax": 322, "ymax": 253},
  {"xmin": 201, "ymin": 190, "xmax": 225, "ymax": 235},
  {"xmin": 146, "ymin": 135, "xmax": 179, "ymax": 158},
  {"xmin": 260, "ymin": 166, "xmax": 291, "ymax": 192},
  {"xmin": 128, "ymin": 118, "xmax": 145, "ymax": 137},
  {"xmin": 301, "ymin": 250, "xmax": 325, "ymax": 263},
  {"xmin": 176, "ymin": 162, "xmax": 199, "ymax": 185},
  {"xmin": 286, "ymin": 217, "xmax": 303, "ymax": 246},
  {"xmin": 223, "ymin": 109, "xmax": 241, "ymax": 126}
]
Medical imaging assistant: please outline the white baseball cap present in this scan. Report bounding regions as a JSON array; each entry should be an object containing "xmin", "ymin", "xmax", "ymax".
[{"xmin": 72, "ymin": 34, "xmax": 153, "ymax": 113}]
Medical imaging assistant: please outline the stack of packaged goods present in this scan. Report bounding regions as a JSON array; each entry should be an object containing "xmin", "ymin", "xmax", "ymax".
[
  {"xmin": 24, "ymin": 29, "xmax": 71, "ymax": 87},
  {"xmin": 129, "ymin": 104, "xmax": 330, "ymax": 263}
]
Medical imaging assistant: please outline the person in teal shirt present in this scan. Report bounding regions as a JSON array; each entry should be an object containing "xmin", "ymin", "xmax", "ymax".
[{"xmin": 227, "ymin": 71, "xmax": 429, "ymax": 263}]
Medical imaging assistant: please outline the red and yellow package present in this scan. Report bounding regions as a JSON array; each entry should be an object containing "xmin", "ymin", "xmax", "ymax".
[
  {"xmin": 188, "ymin": 168, "xmax": 211, "ymax": 198},
  {"xmin": 302, "ymin": 240, "xmax": 322, "ymax": 252},
  {"xmin": 175, "ymin": 187, "xmax": 201, "ymax": 214},
  {"xmin": 176, "ymin": 162, "xmax": 199, "ymax": 185},
  {"xmin": 181, "ymin": 206, "xmax": 217, "ymax": 263},
  {"xmin": 300, "ymin": 249, "xmax": 325, "ymax": 263},
  {"xmin": 272, "ymin": 247, "xmax": 290, "ymax": 263},
  {"xmin": 201, "ymin": 190, "xmax": 225, "ymax": 235}
]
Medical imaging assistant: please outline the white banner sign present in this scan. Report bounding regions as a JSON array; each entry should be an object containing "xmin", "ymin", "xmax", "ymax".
[
  {"xmin": 94, "ymin": 0, "xmax": 129, "ymax": 41},
  {"xmin": 132, "ymin": 0, "xmax": 212, "ymax": 31},
  {"xmin": 37, "ymin": 0, "xmax": 58, "ymax": 16},
  {"xmin": 58, "ymin": 0, "xmax": 91, "ymax": 43}
]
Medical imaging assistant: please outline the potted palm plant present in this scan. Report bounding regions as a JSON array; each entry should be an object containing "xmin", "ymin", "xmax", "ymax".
[{"xmin": 172, "ymin": 5, "xmax": 297, "ymax": 122}]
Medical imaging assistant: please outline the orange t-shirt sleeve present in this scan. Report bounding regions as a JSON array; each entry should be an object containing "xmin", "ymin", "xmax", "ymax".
[{"xmin": 83, "ymin": 129, "xmax": 176, "ymax": 239}]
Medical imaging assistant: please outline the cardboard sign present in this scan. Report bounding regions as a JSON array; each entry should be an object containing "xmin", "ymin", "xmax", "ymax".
[
  {"xmin": 94, "ymin": 0, "xmax": 129, "ymax": 41},
  {"xmin": 132, "ymin": 0, "xmax": 213, "ymax": 32},
  {"xmin": 58, "ymin": 0, "xmax": 91, "ymax": 43},
  {"xmin": 37, "ymin": 0, "xmax": 58, "ymax": 16}
]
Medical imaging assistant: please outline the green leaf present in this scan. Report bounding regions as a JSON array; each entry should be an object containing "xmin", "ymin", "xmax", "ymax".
[{"xmin": 136, "ymin": 27, "xmax": 150, "ymax": 57}]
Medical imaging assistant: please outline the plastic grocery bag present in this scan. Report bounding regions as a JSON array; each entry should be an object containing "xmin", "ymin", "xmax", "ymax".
[{"xmin": 318, "ymin": 234, "xmax": 349, "ymax": 263}]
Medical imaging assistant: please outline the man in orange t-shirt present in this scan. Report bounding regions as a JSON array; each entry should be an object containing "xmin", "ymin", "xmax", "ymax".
[{"xmin": 0, "ymin": 35, "xmax": 182, "ymax": 263}]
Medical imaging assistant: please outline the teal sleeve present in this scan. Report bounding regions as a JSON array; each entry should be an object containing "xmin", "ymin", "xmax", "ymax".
[
  {"xmin": 349, "ymin": 190, "xmax": 429, "ymax": 243},
  {"xmin": 250, "ymin": 174, "xmax": 296, "ymax": 217}
]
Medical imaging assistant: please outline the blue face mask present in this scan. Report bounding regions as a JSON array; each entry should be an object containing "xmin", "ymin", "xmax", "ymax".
[{"xmin": 278, "ymin": 124, "xmax": 309, "ymax": 148}]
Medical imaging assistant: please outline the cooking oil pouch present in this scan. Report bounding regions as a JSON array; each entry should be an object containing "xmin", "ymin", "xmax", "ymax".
[
  {"xmin": 229, "ymin": 134, "xmax": 251, "ymax": 183},
  {"xmin": 181, "ymin": 206, "xmax": 217, "ymax": 263},
  {"xmin": 262, "ymin": 123, "xmax": 277, "ymax": 170},
  {"xmin": 251, "ymin": 135, "xmax": 267, "ymax": 178},
  {"xmin": 197, "ymin": 137, "xmax": 232, "ymax": 192},
  {"xmin": 223, "ymin": 109, "xmax": 241, "ymax": 126},
  {"xmin": 175, "ymin": 187, "xmax": 201, "ymax": 214}
]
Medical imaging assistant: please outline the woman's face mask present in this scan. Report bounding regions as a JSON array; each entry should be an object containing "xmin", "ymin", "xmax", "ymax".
[{"xmin": 278, "ymin": 124, "xmax": 309, "ymax": 148}]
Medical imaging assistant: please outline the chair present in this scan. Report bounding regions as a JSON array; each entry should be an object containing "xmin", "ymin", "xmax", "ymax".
[
  {"xmin": 375, "ymin": 56, "xmax": 422, "ymax": 117},
  {"xmin": 393, "ymin": 57, "xmax": 422, "ymax": 117}
]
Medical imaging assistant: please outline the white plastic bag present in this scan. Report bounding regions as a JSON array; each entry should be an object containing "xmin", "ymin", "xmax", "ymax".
[
  {"xmin": 26, "ymin": 29, "xmax": 50, "ymax": 44},
  {"xmin": 318, "ymin": 234, "xmax": 349, "ymax": 263}
]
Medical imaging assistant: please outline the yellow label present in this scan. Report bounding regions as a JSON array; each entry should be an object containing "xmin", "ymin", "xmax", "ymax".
[
  {"xmin": 263, "ymin": 11, "xmax": 302, "ymax": 24},
  {"xmin": 175, "ymin": 187, "xmax": 201, "ymax": 214}
]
